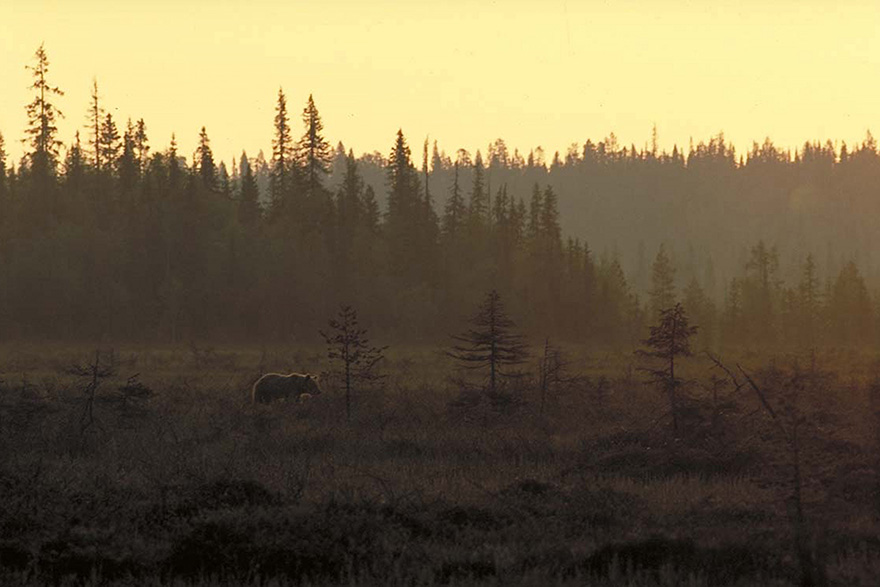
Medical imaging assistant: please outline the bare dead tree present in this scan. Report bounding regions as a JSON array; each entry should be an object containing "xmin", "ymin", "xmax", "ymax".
[{"xmin": 66, "ymin": 349, "xmax": 116, "ymax": 449}]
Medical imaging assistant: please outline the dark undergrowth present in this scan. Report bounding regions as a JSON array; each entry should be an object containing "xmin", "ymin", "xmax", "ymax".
[{"xmin": 2, "ymin": 345, "xmax": 880, "ymax": 585}]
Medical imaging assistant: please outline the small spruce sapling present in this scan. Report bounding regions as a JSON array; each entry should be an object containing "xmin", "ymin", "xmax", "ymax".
[
  {"xmin": 448, "ymin": 289, "xmax": 529, "ymax": 400},
  {"xmin": 636, "ymin": 302, "xmax": 698, "ymax": 436},
  {"xmin": 320, "ymin": 305, "xmax": 387, "ymax": 424}
]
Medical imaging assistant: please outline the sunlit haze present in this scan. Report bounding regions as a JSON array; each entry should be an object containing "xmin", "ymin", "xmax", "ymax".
[{"xmin": 2, "ymin": 0, "xmax": 879, "ymax": 164}]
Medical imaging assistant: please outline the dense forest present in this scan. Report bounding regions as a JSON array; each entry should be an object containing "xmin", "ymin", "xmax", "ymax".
[{"xmin": 2, "ymin": 45, "xmax": 879, "ymax": 348}]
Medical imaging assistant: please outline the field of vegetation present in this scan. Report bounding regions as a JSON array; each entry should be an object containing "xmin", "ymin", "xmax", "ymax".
[{"xmin": 2, "ymin": 341, "xmax": 880, "ymax": 586}]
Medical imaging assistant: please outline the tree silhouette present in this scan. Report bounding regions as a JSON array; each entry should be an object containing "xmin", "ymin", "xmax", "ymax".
[
  {"xmin": 86, "ymin": 78, "xmax": 103, "ymax": 171},
  {"xmin": 320, "ymin": 305, "xmax": 387, "ymax": 424},
  {"xmin": 196, "ymin": 126, "xmax": 215, "ymax": 190},
  {"xmin": 237, "ymin": 153, "xmax": 260, "ymax": 226},
  {"xmin": 25, "ymin": 44, "xmax": 64, "ymax": 179},
  {"xmin": 448, "ymin": 290, "xmax": 528, "ymax": 397},
  {"xmin": 297, "ymin": 94, "xmax": 331, "ymax": 203},
  {"xmin": 649, "ymin": 244, "xmax": 676, "ymax": 318},
  {"xmin": 98, "ymin": 112, "xmax": 120, "ymax": 175},
  {"xmin": 270, "ymin": 87, "xmax": 294, "ymax": 214},
  {"xmin": 0, "ymin": 131, "xmax": 6, "ymax": 200},
  {"xmin": 637, "ymin": 302, "xmax": 698, "ymax": 435}
]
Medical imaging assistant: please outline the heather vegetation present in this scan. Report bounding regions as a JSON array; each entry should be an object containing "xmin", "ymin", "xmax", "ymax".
[{"xmin": 3, "ymin": 45, "xmax": 880, "ymax": 586}]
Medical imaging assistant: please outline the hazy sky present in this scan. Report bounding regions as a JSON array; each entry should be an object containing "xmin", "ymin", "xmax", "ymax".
[{"xmin": 1, "ymin": 0, "xmax": 878, "ymax": 167}]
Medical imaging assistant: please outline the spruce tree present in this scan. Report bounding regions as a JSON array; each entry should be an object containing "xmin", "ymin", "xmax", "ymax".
[
  {"xmin": 442, "ymin": 161, "xmax": 466, "ymax": 241},
  {"xmin": 0, "ymin": 131, "xmax": 6, "ymax": 200},
  {"xmin": 118, "ymin": 120, "xmax": 138, "ymax": 191},
  {"xmin": 196, "ymin": 126, "xmax": 216, "ymax": 190},
  {"xmin": 468, "ymin": 151, "xmax": 488, "ymax": 227},
  {"xmin": 637, "ymin": 302, "xmax": 698, "ymax": 435},
  {"xmin": 321, "ymin": 305, "xmax": 387, "ymax": 424},
  {"xmin": 87, "ymin": 78, "xmax": 103, "ymax": 171},
  {"xmin": 448, "ymin": 289, "xmax": 529, "ymax": 397},
  {"xmin": 797, "ymin": 253, "xmax": 822, "ymax": 348},
  {"xmin": 385, "ymin": 129, "xmax": 420, "ymax": 279},
  {"xmin": 24, "ymin": 44, "xmax": 64, "ymax": 179},
  {"xmin": 98, "ymin": 112, "xmax": 120, "ymax": 173},
  {"xmin": 828, "ymin": 261, "xmax": 873, "ymax": 345},
  {"xmin": 649, "ymin": 244, "xmax": 676, "ymax": 318},
  {"xmin": 270, "ymin": 88, "xmax": 294, "ymax": 213},
  {"xmin": 237, "ymin": 154, "xmax": 261, "ymax": 227},
  {"xmin": 134, "ymin": 118, "xmax": 149, "ymax": 173},
  {"xmin": 297, "ymin": 94, "xmax": 331, "ymax": 202}
]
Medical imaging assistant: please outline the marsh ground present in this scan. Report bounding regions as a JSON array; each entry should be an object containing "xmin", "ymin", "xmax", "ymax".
[{"xmin": 1, "ymin": 343, "xmax": 879, "ymax": 585}]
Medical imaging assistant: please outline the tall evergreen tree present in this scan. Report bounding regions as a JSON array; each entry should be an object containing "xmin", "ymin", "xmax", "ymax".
[
  {"xmin": 649, "ymin": 244, "xmax": 677, "ymax": 318},
  {"xmin": 118, "ymin": 119, "xmax": 138, "ymax": 191},
  {"xmin": 468, "ymin": 151, "xmax": 488, "ymax": 227},
  {"xmin": 0, "ymin": 131, "xmax": 6, "ymax": 200},
  {"xmin": 296, "ymin": 94, "xmax": 332, "ymax": 202},
  {"xmin": 442, "ymin": 161, "xmax": 466, "ymax": 240},
  {"xmin": 797, "ymin": 253, "xmax": 822, "ymax": 348},
  {"xmin": 24, "ymin": 44, "xmax": 64, "ymax": 179},
  {"xmin": 237, "ymin": 153, "xmax": 261, "ymax": 227},
  {"xmin": 828, "ymin": 261, "xmax": 873, "ymax": 345},
  {"xmin": 385, "ymin": 129, "xmax": 421, "ymax": 279},
  {"xmin": 196, "ymin": 126, "xmax": 216, "ymax": 190},
  {"xmin": 134, "ymin": 118, "xmax": 149, "ymax": 173},
  {"xmin": 87, "ymin": 78, "xmax": 103, "ymax": 171},
  {"xmin": 98, "ymin": 112, "xmax": 120, "ymax": 173},
  {"xmin": 270, "ymin": 88, "xmax": 294, "ymax": 213}
]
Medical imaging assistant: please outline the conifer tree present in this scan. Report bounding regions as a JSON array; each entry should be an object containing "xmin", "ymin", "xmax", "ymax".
[
  {"xmin": 270, "ymin": 88, "xmax": 294, "ymax": 212},
  {"xmin": 448, "ymin": 289, "xmax": 529, "ymax": 397},
  {"xmin": 442, "ymin": 161, "xmax": 466, "ymax": 240},
  {"xmin": 743, "ymin": 240, "xmax": 779, "ymax": 342},
  {"xmin": 118, "ymin": 120, "xmax": 138, "ymax": 191},
  {"xmin": 86, "ymin": 79, "xmax": 103, "ymax": 171},
  {"xmin": 321, "ymin": 304, "xmax": 387, "ymax": 424},
  {"xmin": 297, "ymin": 94, "xmax": 331, "ymax": 202},
  {"xmin": 385, "ymin": 129, "xmax": 422, "ymax": 279},
  {"xmin": 828, "ymin": 261, "xmax": 873, "ymax": 345},
  {"xmin": 237, "ymin": 154, "xmax": 261, "ymax": 227},
  {"xmin": 649, "ymin": 244, "xmax": 676, "ymax": 318},
  {"xmin": 98, "ymin": 112, "xmax": 120, "ymax": 173},
  {"xmin": 797, "ymin": 253, "xmax": 822, "ymax": 348},
  {"xmin": 0, "ymin": 131, "xmax": 6, "ymax": 200},
  {"xmin": 63, "ymin": 131, "xmax": 86, "ymax": 207},
  {"xmin": 196, "ymin": 126, "xmax": 216, "ymax": 190},
  {"xmin": 361, "ymin": 185, "xmax": 380, "ymax": 236},
  {"xmin": 168, "ymin": 134, "xmax": 182, "ymax": 190},
  {"xmin": 337, "ymin": 149, "xmax": 363, "ymax": 235},
  {"xmin": 540, "ymin": 185, "xmax": 562, "ymax": 246},
  {"xmin": 637, "ymin": 302, "xmax": 698, "ymax": 435},
  {"xmin": 468, "ymin": 151, "xmax": 488, "ymax": 227},
  {"xmin": 683, "ymin": 277, "xmax": 715, "ymax": 350},
  {"xmin": 24, "ymin": 44, "xmax": 64, "ymax": 179},
  {"xmin": 134, "ymin": 118, "xmax": 149, "ymax": 173},
  {"xmin": 527, "ymin": 183, "xmax": 542, "ymax": 242}
]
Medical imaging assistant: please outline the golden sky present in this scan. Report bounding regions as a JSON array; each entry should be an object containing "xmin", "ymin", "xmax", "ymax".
[{"xmin": 1, "ymin": 0, "xmax": 878, "ymax": 167}]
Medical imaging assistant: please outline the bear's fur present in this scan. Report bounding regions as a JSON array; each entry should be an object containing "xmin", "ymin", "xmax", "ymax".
[{"xmin": 252, "ymin": 372, "xmax": 322, "ymax": 404}]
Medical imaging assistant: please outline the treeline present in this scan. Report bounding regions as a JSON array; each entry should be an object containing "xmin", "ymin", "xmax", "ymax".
[{"xmin": 0, "ymin": 45, "xmax": 878, "ymax": 348}]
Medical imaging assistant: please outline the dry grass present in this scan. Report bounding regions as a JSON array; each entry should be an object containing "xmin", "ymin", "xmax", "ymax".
[{"xmin": 1, "ymin": 343, "xmax": 879, "ymax": 585}]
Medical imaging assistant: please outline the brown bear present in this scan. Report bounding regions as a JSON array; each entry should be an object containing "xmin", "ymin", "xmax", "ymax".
[{"xmin": 251, "ymin": 372, "xmax": 322, "ymax": 404}]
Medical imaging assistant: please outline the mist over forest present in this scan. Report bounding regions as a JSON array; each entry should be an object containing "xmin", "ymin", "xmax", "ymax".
[
  {"xmin": 9, "ymin": 40, "xmax": 880, "ymax": 587},
  {"xmin": 2, "ymin": 45, "xmax": 878, "ymax": 348}
]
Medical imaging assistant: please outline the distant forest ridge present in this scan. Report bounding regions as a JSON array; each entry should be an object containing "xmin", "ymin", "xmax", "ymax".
[{"xmin": 0, "ymin": 45, "xmax": 878, "ymax": 347}]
